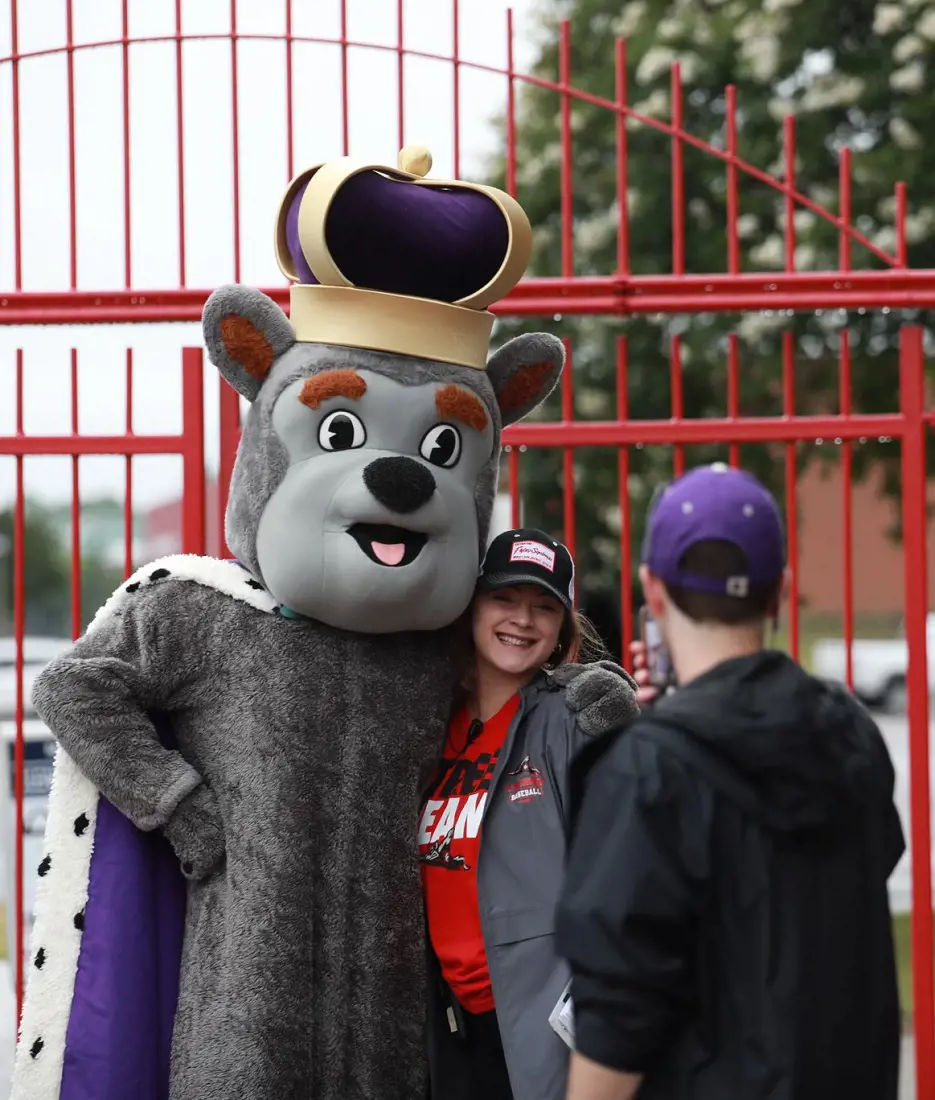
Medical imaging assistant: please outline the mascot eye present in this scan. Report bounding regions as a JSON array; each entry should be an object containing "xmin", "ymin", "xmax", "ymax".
[
  {"xmin": 319, "ymin": 410, "xmax": 366, "ymax": 451},
  {"xmin": 420, "ymin": 424, "xmax": 462, "ymax": 468}
]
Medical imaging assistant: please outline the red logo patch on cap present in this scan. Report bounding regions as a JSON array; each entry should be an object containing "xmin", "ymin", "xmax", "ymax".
[{"xmin": 510, "ymin": 540, "xmax": 556, "ymax": 572}]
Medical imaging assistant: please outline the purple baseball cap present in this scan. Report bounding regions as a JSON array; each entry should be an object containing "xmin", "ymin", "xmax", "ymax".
[{"xmin": 642, "ymin": 463, "xmax": 786, "ymax": 596}]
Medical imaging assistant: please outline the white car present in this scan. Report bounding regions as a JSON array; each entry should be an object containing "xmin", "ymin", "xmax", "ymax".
[{"xmin": 810, "ymin": 614, "xmax": 935, "ymax": 713}]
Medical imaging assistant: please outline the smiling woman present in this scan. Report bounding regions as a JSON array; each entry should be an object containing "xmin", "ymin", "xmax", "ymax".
[{"xmin": 419, "ymin": 527, "xmax": 640, "ymax": 1100}]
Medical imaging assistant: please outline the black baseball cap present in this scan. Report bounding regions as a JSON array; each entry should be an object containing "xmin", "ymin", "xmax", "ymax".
[{"xmin": 478, "ymin": 528, "xmax": 575, "ymax": 612}]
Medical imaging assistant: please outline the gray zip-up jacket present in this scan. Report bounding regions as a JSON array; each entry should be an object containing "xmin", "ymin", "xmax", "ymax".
[{"xmin": 427, "ymin": 675, "xmax": 588, "ymax": 1100}]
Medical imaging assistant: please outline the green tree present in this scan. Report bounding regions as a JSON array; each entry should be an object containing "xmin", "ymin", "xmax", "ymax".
[
  {"xmin": 488, "ymin": 0, "xmax": 935, "ymax": 610},
  {"xmin": 0, "ymin": 505, "xmax": 124, "ymax": 637}
]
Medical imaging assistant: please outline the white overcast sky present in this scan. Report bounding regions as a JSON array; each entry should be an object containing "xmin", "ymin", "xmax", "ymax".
[{"xmin": 0, "ymin": 0, "xmax": 541, "ymax": 512}]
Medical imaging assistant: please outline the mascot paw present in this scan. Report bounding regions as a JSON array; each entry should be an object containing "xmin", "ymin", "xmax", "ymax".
[
  {"xmin": 552, "ymin": 660, "xmax": 640, "ymax": 737},
  {"xmin": 163, "ymin": 784, "xmax": 226, "ymax": 881}
]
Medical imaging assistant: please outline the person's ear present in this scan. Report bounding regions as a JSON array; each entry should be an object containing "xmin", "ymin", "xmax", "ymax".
[{"xmin": 639, "ymin": 564, "xmax": 667, "ymax": 620}]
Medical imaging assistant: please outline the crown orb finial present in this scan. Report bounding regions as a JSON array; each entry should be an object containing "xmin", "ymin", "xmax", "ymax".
[{"xmin": 398, "ymin": 145, "xmax": 433, "ymax": 178}]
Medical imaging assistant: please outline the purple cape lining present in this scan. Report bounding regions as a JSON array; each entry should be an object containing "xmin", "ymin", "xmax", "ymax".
[{"xmin": 60, "ymin": 798, "xmax": 186, "ymax": 1100}]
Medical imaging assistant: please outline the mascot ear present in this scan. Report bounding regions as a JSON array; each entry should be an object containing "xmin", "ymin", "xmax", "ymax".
[
  {"xmin": 203, "ymin": 285, "xmax": 297, "ymax": 402},
  {"xmin": 486, "ymin": 333, "xmax": 565, "ymax": 426}
]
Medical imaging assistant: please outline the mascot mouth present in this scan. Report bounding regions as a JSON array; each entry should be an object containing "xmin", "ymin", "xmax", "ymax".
[{"xmin": 347, "ymin": 523, "xmax": 428, "ymax": 567}]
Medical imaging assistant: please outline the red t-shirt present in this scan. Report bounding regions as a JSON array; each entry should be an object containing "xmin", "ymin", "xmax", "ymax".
[{"xmin": 419, "ymin": 695, "xmax": 520, "ymax": 1014}]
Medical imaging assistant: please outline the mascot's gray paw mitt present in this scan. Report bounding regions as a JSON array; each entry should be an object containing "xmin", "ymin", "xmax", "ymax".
[
  {"xmin": 162, "ymin": 784, "xmax": 226, "ymax": 881},
  {"xmin": 552, "ymin": 660, "xmax": 640, "ymax": 737}
]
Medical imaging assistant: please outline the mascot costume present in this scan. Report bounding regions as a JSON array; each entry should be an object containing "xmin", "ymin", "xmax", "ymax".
[{"xmin": 10, "ymin": 146, "xmax": 637, "ymax": 1100}]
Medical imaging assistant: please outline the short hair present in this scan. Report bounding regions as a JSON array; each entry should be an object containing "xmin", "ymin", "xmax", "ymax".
[{"xmin": 662, "ymin": 539, "xmax": 782, "ymax": 625}]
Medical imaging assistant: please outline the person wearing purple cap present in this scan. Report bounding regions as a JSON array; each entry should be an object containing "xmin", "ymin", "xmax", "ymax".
[{"xmin": 555, "ymin": 463, "xmax": 905, "ymax": 1100}]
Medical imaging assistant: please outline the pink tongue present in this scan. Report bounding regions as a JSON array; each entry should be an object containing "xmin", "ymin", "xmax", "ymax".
[{"xmin": 372, "ymin": 541, "xmax": 406, "ymax": 566}]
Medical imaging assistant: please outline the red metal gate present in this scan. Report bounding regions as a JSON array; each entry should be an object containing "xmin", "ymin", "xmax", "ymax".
[{"xmin": 1, "ymin": 3, "xmax": 934, "ymax": 1095}]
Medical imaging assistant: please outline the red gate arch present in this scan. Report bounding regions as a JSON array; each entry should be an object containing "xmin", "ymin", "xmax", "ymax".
[{"xmin": 1, "ymin": 3, "xmax": 933, "ymax": 1095}]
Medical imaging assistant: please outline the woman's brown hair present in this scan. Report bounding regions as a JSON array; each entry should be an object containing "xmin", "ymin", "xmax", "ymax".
[{"xmin": 547, "ymin": 608, "xmax": 607, "ymax": 668}]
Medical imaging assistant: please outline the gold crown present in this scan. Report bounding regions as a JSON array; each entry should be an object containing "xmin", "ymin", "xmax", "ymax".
[{"xmin": 274, "ymin": 146, "xmax": 532, "ymax": 370}]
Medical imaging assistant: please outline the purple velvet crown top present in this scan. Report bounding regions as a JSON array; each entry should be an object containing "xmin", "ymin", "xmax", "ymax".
[{"xmin": 286, "ymin": 170, "xmax": 510, "ymax": 304}]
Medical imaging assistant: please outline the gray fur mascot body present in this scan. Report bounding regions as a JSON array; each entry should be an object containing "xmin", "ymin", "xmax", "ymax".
[{"xmin": 11, "ymin": 147, "xmax": 636, "ymax": 1100}]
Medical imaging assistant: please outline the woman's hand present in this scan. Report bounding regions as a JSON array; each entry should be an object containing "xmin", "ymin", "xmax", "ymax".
[{"xmin": 629, "ymin": 640, "xmax": 661, "ymax": 708}]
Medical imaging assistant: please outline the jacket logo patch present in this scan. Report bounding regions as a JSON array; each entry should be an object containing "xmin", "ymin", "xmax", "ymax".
[{"xmin": 506, "ymin": 756, "xmax": 545, "ymax": 803}]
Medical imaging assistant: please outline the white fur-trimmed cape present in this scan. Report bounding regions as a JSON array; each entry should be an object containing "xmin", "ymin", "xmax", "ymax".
[{"xmin": 10, "ymin": 555, "xmax": 277, "ymax": 1099}]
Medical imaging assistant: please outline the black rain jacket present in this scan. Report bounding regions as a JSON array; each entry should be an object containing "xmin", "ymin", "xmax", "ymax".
[{"xmin": 555, "ymin": 650, "xmax": 905, "ymax": 1100}]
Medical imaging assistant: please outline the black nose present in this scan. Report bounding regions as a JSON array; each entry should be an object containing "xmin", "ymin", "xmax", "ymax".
[{"xmin": 363, "ymin": 457, "xmax": 437, "ymax": 514}]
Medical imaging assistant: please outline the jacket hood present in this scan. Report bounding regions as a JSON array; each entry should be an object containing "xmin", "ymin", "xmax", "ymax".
[{"xmin": 649, "ymin": 650, "xmax": 894, "ymax": 832}]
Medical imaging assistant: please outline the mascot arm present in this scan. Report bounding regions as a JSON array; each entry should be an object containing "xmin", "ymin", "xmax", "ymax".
[
  {"xmin": 550, "ymin": 660, "xmax": 641, "ymax": 738},
  {"xmin": 32, "ymin": 582, "xmax": 223, "ymax": 876}
]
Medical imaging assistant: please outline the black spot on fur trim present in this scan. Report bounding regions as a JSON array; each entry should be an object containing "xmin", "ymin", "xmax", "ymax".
[
  {"xmin": 74, "ymin": 813, "xmax": 89, "ymax": 836},
  {"xmin": 29, "ymin": 1038, "xmax": 43, "ymax": 1059},
  {"xmin": 74, "ymin": 911, "xmax": 85, "ymax": 931},
  {"xmin": 182, "ymin": 861, "xmax": 193, "ymax": 876},
  {"xmin": 38, "ymin": 856, "xmax": 51, "ymax": 877},
  {"xmin": 34, "ymin": 948, "xmax": 45, "ymax": 969},
  {"xmin": 149, "ymin": 568, "xmax": 171, "ymax": 581},
  {"xmin": 126, "ymin": 582, "xmax": 141, "ymax": 593},
  {"xmin": 246, "ymin": 579, "xmax": 263, "ymax": 590}
]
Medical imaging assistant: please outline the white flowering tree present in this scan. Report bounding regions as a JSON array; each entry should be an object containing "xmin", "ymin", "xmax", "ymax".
[{"xmin": 491, "ymin": 0, "xmax": 935, "ymax": 615}]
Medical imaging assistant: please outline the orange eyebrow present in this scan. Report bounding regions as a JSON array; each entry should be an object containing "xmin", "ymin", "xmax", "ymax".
[
  {"xmin": 435, "ymin": 385, "xmax": 489, "ymax": 432},
  {"xmin": 299, "ymin": 370, "xmax": 367, "ymax": 409}
]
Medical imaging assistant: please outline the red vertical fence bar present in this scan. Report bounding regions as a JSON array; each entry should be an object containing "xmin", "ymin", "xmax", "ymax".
[
  {"xmin": 181, "ymin": 349, "xmax": 207, "ymax": 555},
  {"xmin": 781, "ymin": 117, "xmax": 799, "ymax": 661},
  {"xmin": 396, "ymin": 0, "xmax": 405, "ymax": 149},
  {"xmin": 505, "ymin": 9, "xmax": 517, "ymax": 198},
  {"xmin": 284, "ymin": 0, "xmax": 294, "ymax": 181},
  {"xmin": 727, "ymin": 335, "xmax": 740, "ymax": 468},
  {"xmin": 559, "ymin": 20, "xmax": 573, "ymax": 280},
  {"xmin": 782, "ymin": 331, "xmax": 799, "ymax": 660},
  {"xmin": 670, "ymin": 335, "xmax": 684, "ymax": 477},
  {"xmin": 66, "ymin": 0, "xmax": 78, "ymax": 289},
  {"xmin": 339, "ymin": 0, "xmax": 349, "ymax": 155},
  {"xmin": 838, "ymin": 150, "xmax": 854, "ymax": 689},
  {"xmin": 452, "ymin": 0, "xmax": 461, "ymax": 178},
  {"xmin": 218, "ymin": 382, "xmax": 242, "ymax": 557},
  {"xmin": 899, "ymin": 325, "xmax": 935, "ymax": 1100},
  {"xmin": 838, "ymin": 332, "xmax": 854, "ymax": 690},
  {"xmin": 9, "ymin": 0, "xmax": 22, "ymax": 288},
  {"xmin": 725, "ymin": 85, "xmax": 739, "ymax": 277},
  {"xmin": 70, "ymin": 352, "xmax": 82, "ymax": 636},
  {"xmin": 615, "ymin": 38, "xmax": 629, "ymax": 277},
  {"xmin": 121, "ymin": 0, "xmax": 132, "ymax": 287},
  {"xmin": 895, "ymin": 181, "xmax": 908, "ymax": 269},
  {"xmin": 13, "ymin": 351, "xmax": 26, "ymax": 1019},
  {"xmin": 670, "ymin": 63, "xmax": 684, "ymax": 278},
  {"xmin": 175, "ymin": 0, "xmax": 187, "ymax": 284},
  {"xmin": 124, "ymin": 351, "xmax": 135, "ymax": 577},
  {"xmin": 508, "ymin": 448, "xmax": 521, "ymax": 529},
  {"xmin": 230, "ymin": 0, "xmax": 242, "ymax": 283},
  {"xmin": 616, "ymin": 336, "xmax": 632, "ymax": 660},
  {"xmin": 561, "ymin": 339, "xmax": 576, "ymax": 575}
]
